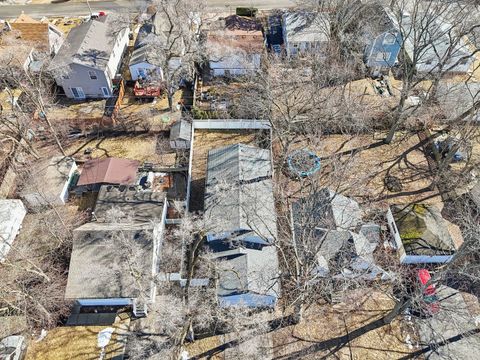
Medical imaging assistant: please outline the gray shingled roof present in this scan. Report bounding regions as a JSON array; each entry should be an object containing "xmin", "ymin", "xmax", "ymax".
[
  {"xmin": 49, "ymin": 17, "xmax": 117, "ymax": 70},
  {"xmin": 129, "ymin": 44, "xmax": 162, "ymax": 66},
  {"xmin": 215, "ymin": 246, "xmax": 279, "ymax": 299},
  {"xmin": 283, "ymin": 11, "xmax": 330, "ymax": 43},
  {"xmin": 204, "ymin": 144, "xmax": 277, "ymax": 241}
]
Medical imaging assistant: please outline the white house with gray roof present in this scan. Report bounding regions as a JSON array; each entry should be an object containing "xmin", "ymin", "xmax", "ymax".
[
  {"xmin": 282, "ymin": 11, "xmax": 330, "ymax": 57},
  {"xmin": 48, "ymin": 16, "xmax": 129, "ymax": 99}
]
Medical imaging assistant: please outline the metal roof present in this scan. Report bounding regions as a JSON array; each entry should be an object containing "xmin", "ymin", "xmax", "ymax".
[
  {"xmin": 169, "ymin": 120, "xmax": 192, "ymax": 141},
  {"xmin": 204, "ymin": 144, "xmax": 277, "ymax": 241},
  {"xmin": 77, "ymin": 157, "xmax": 139, "ymax": 186},
  {"xmin": 129, "ymin": 44, "xmax": 162, "ymax": 66}
]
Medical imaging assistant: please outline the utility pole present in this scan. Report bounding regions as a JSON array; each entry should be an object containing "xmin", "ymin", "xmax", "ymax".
[{"xmin": 86, "ymin": 0, "xmax": 93, "ymax": 17}]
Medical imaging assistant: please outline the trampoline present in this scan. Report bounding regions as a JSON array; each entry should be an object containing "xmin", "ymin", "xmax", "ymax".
[{"xmin": 287, "ymin": 149, "xmax": 321, "ymax": 178}]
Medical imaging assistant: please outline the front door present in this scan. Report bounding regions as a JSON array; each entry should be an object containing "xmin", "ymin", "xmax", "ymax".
[{"xmin": 71, "ymin": 87, "xmax": 85, "ymax": 99}]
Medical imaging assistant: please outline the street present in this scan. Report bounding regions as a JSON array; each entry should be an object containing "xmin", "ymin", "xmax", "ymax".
[{"xmin": 0, "ymin": 0, "xmax": 295, "ymax": 18}]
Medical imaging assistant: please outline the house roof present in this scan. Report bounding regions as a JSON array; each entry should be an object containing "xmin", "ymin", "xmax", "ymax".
[
  {"xmin": 0, "ymin": 200, "xmax": 26, "ymax": 262},
  {"xmin": 391, "ymin": 204, "xmax": 457, "ymax": 256},
  {"xmin": 129, "ymin": 44, "xmax": 162, "ymax": 66},
  {"xmin": 21, "ymin": 156, "xmax": 76, "ymax": 207},
  {"xmin": 65, "ymin": 222, "xmax": 159, "ymax": 299},
  {"xmin": 169, "ymin": 119, "xmax": 191, "ymax": 141},
  {"xmin": 49, "ymin": 16, "xmax": 119, "ymax": 70},
  {"xmin": 212, "ymin": 240, "xmax": 280, "ymax": 305},
  {"xmin": 292, "ymin": 188, "xmax": 362, "ymax": 232},
  {"xmin": 207, "ymin": 15, "xmax": 265, "ymax": 54},
  {"xmin": 396, "ymin": 12, "xmax": 474, "ymax": 73},
  {"xmin": 77, "ymin": 157, "xmax": 139, "ymax": 186},
  {"xmin": 93, "ymin": 185, "xmax": 166, "ymax": 222},
  {"xmin": 204, "ymin": 144, "xmax": 277, "ymax": 241},
  {"xmin": 283, "ymin": 11, "xmax": 330, "ymax": 43},
  {"xmin": 9, "ymin": 13, "xmax": 49, "ymax": 47}
]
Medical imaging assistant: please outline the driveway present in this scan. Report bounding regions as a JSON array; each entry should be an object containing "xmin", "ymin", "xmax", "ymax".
[{"xmin": 416, "ymin": 286, "xmax": 480, "ymax": 359}]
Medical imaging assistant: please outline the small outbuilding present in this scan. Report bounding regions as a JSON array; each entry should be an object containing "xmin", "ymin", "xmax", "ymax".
[
  {"xmin": 0, "ymin": 200, "xmax": 27, "ymax": 262},
  {"xmin": 21, "ymin": 156, "xmax": 77, "ymax": 208},
  {"xmin": 76, "ymin": 157, "xmax": 139, "ymax": 192},
  {"xmin": 169, "ymin": 120, "xmax": 192, "ymax": 149},
  {"xmin": 387, "ymin": 204, "xmax": 457, "ymax": 264}
]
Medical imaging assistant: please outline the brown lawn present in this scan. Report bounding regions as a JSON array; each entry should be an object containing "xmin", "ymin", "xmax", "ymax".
[{"xmin": 275, "ymin": 131, "xmax": 443, "ymax": 212}]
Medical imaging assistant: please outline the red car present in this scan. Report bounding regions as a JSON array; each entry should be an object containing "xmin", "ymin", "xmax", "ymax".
[{"xmin": 417, "ymin": 269, "xmax": 440, "ymax": 315}]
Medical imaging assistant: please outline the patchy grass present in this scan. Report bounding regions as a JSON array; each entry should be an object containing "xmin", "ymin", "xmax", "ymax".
[{"xmin": 25, "ymin": 315, "xmax": 129, "ymax": 360}]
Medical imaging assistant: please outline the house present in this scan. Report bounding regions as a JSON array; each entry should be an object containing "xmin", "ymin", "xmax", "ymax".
[
  {"xmin": 93, "ymin": 185, "xmax": 167, "ymax": 223},
  {"xmin": 8, "ymin": 12, "xmax": 64, "ymax": 55},
  {"xmin": 65, "ymin": 222, "xmax": 164, "ymax": 311},
  {"xmin": 363, "ymin": 8, "xmax": 402, "ymax": 74},
  {"xmin": 209, "ymin": 237, "xmax": 280, "ymax": 308},
  {"xmin": 204, "ymin": 143, "xmax": 277, "ymax": 243},
  {"xmin": 206, "ymin": 15, "xmax": 265, "ymax": 77},
  {"xmin": 0, "ymin": 200, "xmax": 26, "ymax": 262},
  {"xmin": 21, "ymin": 156, "xmax": 77, "ymax": 208},
  {"xmin": 204, "ymin": 143, "xmax": 279, "ymax": 307},
  {"xmin": 387, "ymin": 204, "xmax": 457, "ymax": 264},
  {"xmin": 48, "ymin": 15, "xmax": 129, "ymax": 99},
  {"xmin": 398, "ymin": 12, "xmax": 474, "ymax": 74},
  {"xmin": 128, "ymin": 13, "xmax": 185, "ymax": 82},
  {"xmin": 291, "ymin": 191, "xmax": 388, "ymax": 281},
  {"xmin": 129, "ymin": 44, "xmax": 164, "ymax": 81},
  {"xmin": 169, "ymin": 120, "xmax": 191, "ymax": 149},
  {"xmin": 282, "ymin": 10, "xmax": 330, "ymax": 57},
  {"xmin": 0, "ymin": 41, "xmax": 35, "ymax": 72},
  {"xmin": 76, "ymin": 157, "xmax": 139, "ymax": 192}
]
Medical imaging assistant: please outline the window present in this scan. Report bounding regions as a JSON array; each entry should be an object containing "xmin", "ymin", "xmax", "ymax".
[
  {"xmin": 101, "ymin": 87, "xmax": 110, "ymax": 97},
  {"xmin": 88, "ymin": 70, "xmax": 97, "ymax": 80},
  {"xmin": 71, "ymin": 87, "xmax": 85, "ymax": 99},
  {"xmin": 375, "ymin": 52, "xmax": 391, "ymax": 62},
  {"xmin": 383, "ymin": 33, "xmax": 397, "ymax": 45}
]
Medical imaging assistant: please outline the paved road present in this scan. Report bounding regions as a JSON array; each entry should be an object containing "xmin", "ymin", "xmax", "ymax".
[{"xmin": 0, "ymin": 0, "xmax": 295, "ymax": 19}]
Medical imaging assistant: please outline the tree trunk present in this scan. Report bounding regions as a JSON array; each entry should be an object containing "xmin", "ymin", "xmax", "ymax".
[{"xmin": 383, "ymin": 298, "xmax": 411, "ymax": 324}]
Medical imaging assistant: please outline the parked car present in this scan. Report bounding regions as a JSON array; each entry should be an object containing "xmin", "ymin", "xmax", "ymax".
[{"xmin": 416, "ymin": 269, "xmax": 440, "ymax": 316}]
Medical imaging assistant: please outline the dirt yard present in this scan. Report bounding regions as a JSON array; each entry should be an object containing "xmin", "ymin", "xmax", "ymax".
[
  {"xmin": 276, "ymin": 131, "xmax": 443, "ymax": 212},
  {"xmin": 65, "ymin": 133, "xmax": 176, "ymax": 166},
  {"xmin": 183, "ymin": 289, "xmax": 416, "ymax": 359},
  {"xmin": 189, "ymin": 130, "xmax": 263, "ymax": 212}
]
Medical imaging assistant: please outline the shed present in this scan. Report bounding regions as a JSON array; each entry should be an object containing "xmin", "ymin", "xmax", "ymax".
[
  {"xmin": 169, "ymin": 120, "xmax": 192, "ymax": 149},
  {"xmin": 76, "ymin": 157, "xmax": 139, "ymax": 192},
  {"xmin": 21, "ymin": 156, "xmax": 77, "ymax": 208},
  {"xmin": 387, "ymin": 204, "xmax": 457, "ymax": 264},
  {"xmin": 0, "ymin": 200, "xmax": 26, "ymax": 262}
]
